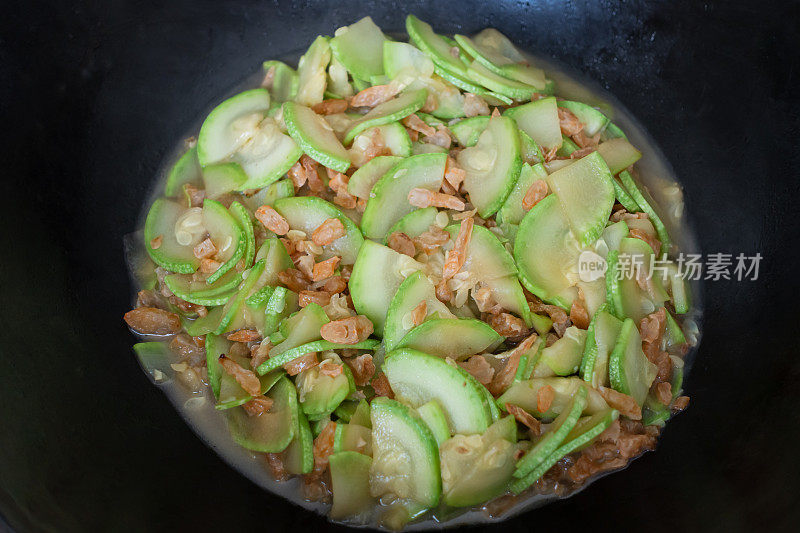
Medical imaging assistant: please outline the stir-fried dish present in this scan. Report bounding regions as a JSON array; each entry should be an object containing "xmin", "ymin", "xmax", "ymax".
[{"xmin": 124, "ymin": 15, "xmax": 696, "ymax": 529}]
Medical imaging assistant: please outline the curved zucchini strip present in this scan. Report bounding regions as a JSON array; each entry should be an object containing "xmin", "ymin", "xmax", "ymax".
[
  {"xmin": 225, "ymin": 376, "xmax": 298, "ymax": 452},
  {"xmin": 144, "ymin": 198, "xmax": 200, "ymax": 273},
  {"xmin": 330, "ymin": 16, "xmax": 387, "ymax": 80},
  {"xmin": 164, "ymin": 146, "xmax": 202, "ymax": 197},
  {"xmin": 273, "ymin": 196, "xmax": 364, "ymax": 265},
  {"xmin": 343, "ymin": 89, "xmax": 428, "ymax": 144},
  {"xmin": 283, "ymin": 102, "xmax": 351, "ymax": 172},
  {"xmin": 360, "ymin": 152, "xmax": 446, "ymax": 241}
]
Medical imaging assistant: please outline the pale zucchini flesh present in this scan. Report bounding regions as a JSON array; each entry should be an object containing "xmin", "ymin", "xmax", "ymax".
[
  {"xmin": 384, "ymin": 348, "xmax": 491, "ymax": 435},
  {"xmin": 360, "ymin": 152, "xmax": 446, "ymax": 240},
  {"xmin": 504, "ymin": 96, "xmax": 562, "ymax": 150},
  {"xmin": 458, "ymin": 114, "xmax": 522, "ymax": 217}
]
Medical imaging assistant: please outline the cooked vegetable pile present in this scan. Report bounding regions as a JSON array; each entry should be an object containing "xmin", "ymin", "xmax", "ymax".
[{"xmin": 125, "ymin": 15, "xmax": 693, "ymax": 529}]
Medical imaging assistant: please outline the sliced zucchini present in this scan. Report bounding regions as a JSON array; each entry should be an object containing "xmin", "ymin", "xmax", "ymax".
[
  {"xmin": 580, "ymin": 306, "xmax": 623, "ymax": 388},
  {"xmin": 500, "ymin": 63, "xmax": 547, "ymax": 91},
  {"xmin": 296, "ymin": 356, "xmax": 351, "ymax": 417},
  {"xmin": 239, "ymin": 178, "xmax": 295, "ymax": 213},
  {"xmin": 352, "ymin": 77, "xmax": 370, "ymax": 91},
  {"xmin": 347, "ymin": 155, "xmax": 403, "ymax": 199},
  {"xmin": 546, "ymin": 151, "xmax": 615, "ymax": 247},
  {"xmin": 396, "ymin": 318, "xmax": 503, "ymax": 360},
  {"xmin": 197, "ymin": 89, "xmax": 270, "ymax": 166},
  {"xmin": 412, "ymin": 76, "xmax": 466, "ymax": 119},
  {"xmin": 263, "ymin": 287, "xmax": 299, "ymax": 337},
  {"xmin": 513, "ymin": 386, "xmax": 587, "ymax": 478},
  {"xmin": 544, "ymin": 158, "xmax": 574, "ymax": 174},
  {"xmin": 461, "ymin": 29, "xmax": 525, "ymax": 67},
  {"xmin": 144, "ymin": 198, "xmax": 200, "ymax": 273},
  {"xmin": 257, "ymin": 339, "xmax": 379, "ymax": 375},
  {"xmin": 504, "ymin": 96, "xmax": 562, "ymax": 150},
  {"xmin": 519, "ymin": 336, "xmax": 546, "ymax": 381},
  {"xmin": 164, "ymin": 146, "xmax": 202, "ymax": 197},
  {"xmin": 349, "ymin": 122, "xmax": 412, "ymax": 167},
  {"xmin": 666, "ymin": 262, "xmax": 691, "ymax": 314},
  {"xmin": 343, "ymin": 89, "xmax": 428, "ymax": 144},
  {"xmin": 609, "ymin": 318, "xmax": 658, "ymax": 406},
  {"xmin": 514, "ymin": 194, "xmax": 580, "ymax": 308},
  {"xmin": 261, "ymin": 60, "xmax": 298, "ymax": 103},
  {"xmin": 557, "ymin": 135, "xmax": 580, "ymax": 157},
  {"xmin": 351, "ymin": 399, "xmax": 372, "ymax": 428},
  {"xmin": 197, "ymin": 89, "xmax": 302, "ymax": 190},
  {"xmin": 497, "ymin": 376, "xmax": 608, "ymax": 419},
  {"xmin": 519, "ymin": 130, "xmax": 545, "ymax": 165},
  {"xmin": 458, "ymin": 365, "xmax": 502, "ymax": 424},
  {"xmin": 370, "ymin": 397, "xmax": 441, "ymax": 508},
  {"xmin": 601, "ymin": 220, "xmax": 630, "ymax": 257},
  {"xmin": 664, "ymin": 310, "xmax": 687, "ymax": 351},
  {"xmin": 440, "ymin": 421, "xmax": 526, "ymax": 507},
  {"xmin": 442, "ymin": 222, "xmax": 534, "ymax": 324},
  {"xmin": 132, "ymin": 342, "xmax": 173, "ymax": 383},
  {"xmin": 254, "ymin": 237, "xmax": 294, "ymax": 284},
  {"xmin": 384, "ymin": 271, "xmax": 456, "ymax": 351},
  {"xmin": 264, "ymin": 301, "xmax": 327, "ymax": 356},
  {"xmin": 334, "ymin": 422, "xmax": 373, "ymax": 455},
  {"xmin": 412, "ymin": 142, "xmax": 447, "ymax": 155},
  {"xmin": 511, "ymin": 408, "xmax": 618, "ymax": 493},
  {"xmin": 330, "ymin": 17, "xmax": 387, "ymax": 81},
  {"xmin": 183, "ymin": 305, "xmax": 225, "ymax": 337},
  {"xmin": 596, "ymin": 137, "xmax": 642, "ymax": 175},
  {"xmin": 567, "ymin": 408, "xmax": 621, "ymax": 452},
  {"xmin": 216, "ymin": 357, "xmax": 282, "ymax": 411},
  {"xmin": 330, "ymin": 451, "xmax": 375, "ymax": 521},
  {"xmin": 601, "ymin": 121, "xmax": 627, "ymax": 141},
  {"xmin": 557, "ymin": 101, "xmax": 610, "ymax": 136},
  {"xmin": 457, "ymin": 114, "xmax": 522, "ymax": 217},
  {"xmin": 612, "ymin": 175, "xmax": 641, "ymax": 212},
  {"xmin": 383, "ymin": 40, "xmax": 434, "ymax": 79},
  {"xmin": 613, "ymin": 237, "xmax": 669, "ymax": 322},
  {"xmin": 284, "ymin": 411, "xmax": 314, "ymax": 475},
  {"xmin": 433, "ymin": 65, "xmax": 513, "ymax": 106},
  {"xmin": 202, "ymin": 163, "xmax": 248, "ymax": 199},
  {"xmin": 466, "ymin": 60, "xmax": 538, "ymax": 100},
  {"xmin": 404, "ymin": 19, "xmax": 513, "ymax": 105},
  {"xmin": 225, "ymin": 375, "xmax": 297, "ymax": 452},
  {"xmin": 214, "ymin": 260, "xmax": 267, "ymax": 334},
  {"xmin": 202, "ymin": 199, "xmax": 246, "ymax": 284},
  {"xmin": 540, "ymin": 326, "xmax": 587, "ymax": 376},
  {"xmin": 333, "ymin": 400, "xmax": 358, "ymax": 423},
  {"xmin": 229, "ymin": 201, "xmax": 255, "ymax": 268},
  {"xmin": 642, "ymin": 393, "xmax": 670, "ymax": 427},
  {"xmin": 164, "ymin": 268, "xmax": 242, "ymax": 307},
  {"xmin": 444, "ymin": 223, "xmax": 517, "ymax": 280},
  {"xmin": 272, "ymin": 196, "xmax": 364, "ymax": 264},
  {"xmin": 326, "ymin": 55, "xmax": 354, "ymax": 99},
  {"xmin": 283, "ymin": 102, "xmax": 351, "ymax": 172},
  {"xmin": 416, "ymin": 400, "xmax": 450, "ymax": 445},
  {"xmin": 450, "ymin": 116, "xmax": 489, "ymax": 147},
  {"xmin": 497, "ymin": 162, "xmax": 548, "ymax": 227},
  {"xmin": 618, "ymin": 170, "xmax": 672, "ymax": 257},
  {"xmin": 295, "ymin": 35, "xmax": 331, "ymax": 106},
  {"xmin": 349, "ymin": 240, "xmax": 422, "ymax": 336},
  {"xmin": 385, "ymin": 207, "xmax": 440, "ymax": 241},
  {"xmin": 384, "ymin": 349, "xmax": 491, "ymax": 435},
  {"xmin": 245, "ymin": 285, "xmax": 275, "ymax": 309},
  {"xmin": 406, "ymin": 15, "xmax": 469, "ymax": 76},
  {"xmin": 360, "ymin": 152, "xmax": 446, "ymax": 240}
]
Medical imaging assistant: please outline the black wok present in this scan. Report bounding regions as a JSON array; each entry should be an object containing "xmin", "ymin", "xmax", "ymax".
[{"xmin": 1, "ymin": 0, "xmax": 799, "ymax": 531}]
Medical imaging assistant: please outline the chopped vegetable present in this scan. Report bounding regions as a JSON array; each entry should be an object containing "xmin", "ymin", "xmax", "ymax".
[{"xmin": 125, "ymin": 15, "xmax": 695, "ymax": 528}]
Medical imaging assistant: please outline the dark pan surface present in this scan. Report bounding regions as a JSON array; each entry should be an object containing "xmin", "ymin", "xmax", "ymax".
[{"xmin": 1, "ymin": 1, "xmax": 799, "ymax": 531}]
